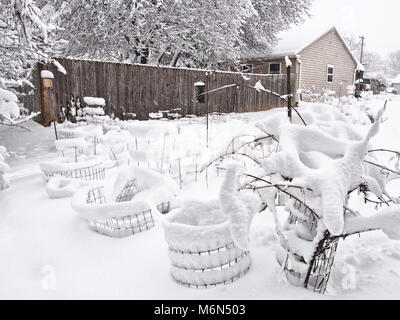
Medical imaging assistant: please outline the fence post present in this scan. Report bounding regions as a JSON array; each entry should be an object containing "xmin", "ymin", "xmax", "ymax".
[
  {"xmin": 39, "ymin": 64, "xmax": 57, "ymax": 127},
  {"xmin": 287, "ymin": 65, "xmax": 292, "ymax": 122}
]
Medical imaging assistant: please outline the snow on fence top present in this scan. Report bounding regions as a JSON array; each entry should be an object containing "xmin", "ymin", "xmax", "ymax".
[
  {"xmin": 53, "ymin": 56, "xmax": 279, "ymax": 78},
  {"xmin": 83, "ymin": 97, "xmax": 106, "ymax": 106},
  {"xmin": 194, "ymin": 81, "xmax": 205, "ymax": 86},
  {"xmin": 52, "ymin": 60, "xmax": 67, "ymax": 75},
  {"xmin": 40, "ymin": 70, "xmax": 54, "ymax": 79}
]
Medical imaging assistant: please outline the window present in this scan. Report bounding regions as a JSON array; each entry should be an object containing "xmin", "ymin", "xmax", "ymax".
[
  {"xmin": 269, "ymin": 63, "xmax": 281, "ymax": 74},
  {"xmin": 327, "ymin": 65, "xmax": 334, "ymax": 83},
  {"xmin": 242, "ymin": 64, "xmax": 253, "ymax": 73}
]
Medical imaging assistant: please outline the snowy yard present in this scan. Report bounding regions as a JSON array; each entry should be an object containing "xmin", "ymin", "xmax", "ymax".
[{"xmin": 1, "ymin": 94, "xmax": 400, "ymax": 300}]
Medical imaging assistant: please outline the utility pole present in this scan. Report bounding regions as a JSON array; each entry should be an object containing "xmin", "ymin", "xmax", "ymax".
[{"xmin": 359, "ymin": 36, "xmax": 365, "ymax": 64}]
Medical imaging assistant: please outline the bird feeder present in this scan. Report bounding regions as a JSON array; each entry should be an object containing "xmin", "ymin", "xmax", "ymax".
[{"xmin": 194, "ymin": 81, "xmax": 206, "ymax": 104}]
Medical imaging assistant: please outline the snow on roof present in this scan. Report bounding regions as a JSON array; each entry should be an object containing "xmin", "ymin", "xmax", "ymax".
[
  {"xmin": 391, "ymin": 74, "xmax": 400, "ymax": 84},
  {"xmin": 249, "ymin": 25, "xmax": 363, "ymax": 69}
]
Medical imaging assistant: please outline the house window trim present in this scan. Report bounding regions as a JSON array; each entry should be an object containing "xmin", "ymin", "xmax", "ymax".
[
  {"xmin": 327, "ymin": 64, "xmax": 334, "ymax": 83},
  {"xmin": 242, "ymin": 64, "xmax": 254, "ymax": 74},
  {"xmin": 269, "ymin": 62, "xmax": 281, "ymax": 75}
]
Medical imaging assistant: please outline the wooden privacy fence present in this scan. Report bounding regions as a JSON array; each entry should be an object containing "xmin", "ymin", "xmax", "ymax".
[{"xmin": 38, "ymin": 58, "xmax": 294, "ymax": 123}]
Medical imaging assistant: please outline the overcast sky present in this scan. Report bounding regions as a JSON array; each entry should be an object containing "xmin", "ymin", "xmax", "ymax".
[{"xmin": 290, "ymin": 0, "xmax": 400, "ymax": 57}]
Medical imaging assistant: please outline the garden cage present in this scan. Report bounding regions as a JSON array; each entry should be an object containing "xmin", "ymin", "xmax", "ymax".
[
  {"xmin": 40, "ymin": 159, "xmax": 105, "ymax": 182},
  {"xmin": 275, "ymin": 190, "xmax": 342, "ymax": 294},
  {"xmin": 163, "ymin": 199, "xmax": 251, "ymax": 288},
  {"xmin": 72, "ymin": 166, "xmax": 179, "ymax": 237},
  {"xmin": 126, "ymin": 121, "xmax": 177, "ymax": 173},
  {"xmin": 57, "ymin": 125, "xmax": 103, "ymax": 143}
]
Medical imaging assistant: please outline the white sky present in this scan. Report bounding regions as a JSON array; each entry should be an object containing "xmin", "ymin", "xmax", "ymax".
[{"xmin": 282, "ymin": 0, "xmax": 400, "ymax": 57}]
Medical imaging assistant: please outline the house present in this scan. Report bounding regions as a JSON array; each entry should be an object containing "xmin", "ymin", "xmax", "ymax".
[
  {"xmin": 238, "ymin": 27, "xmax": 364, "ymax": 100},
  {"xmin": 390, "ymin": 74, "xmax": 400, "ymax": 92}
]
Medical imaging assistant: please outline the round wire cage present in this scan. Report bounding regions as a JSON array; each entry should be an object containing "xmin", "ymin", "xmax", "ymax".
[
  {"xmin": 278, "ymin": 196, "xmax": 341, "ymax": 294},
  {"xmin": 81, "ymin": 180, "xmax": 156, "ymax": 237},
  {"xmin": 163, "ymin": 205, "xmax": 251, "ymax": 288},
  {"xmin": 40, "ymin": 160, "xmax": 105, "ymax": 182}
]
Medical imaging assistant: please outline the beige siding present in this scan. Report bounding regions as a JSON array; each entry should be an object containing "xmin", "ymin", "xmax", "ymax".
[{"xmin": 299, "ymin": 29, "xmax": 357, "ymax": 97}]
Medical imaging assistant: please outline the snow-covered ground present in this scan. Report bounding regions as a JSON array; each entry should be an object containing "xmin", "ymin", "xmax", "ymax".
[{"xmin": 1, "ymin": 94, "xmax": 400, "ymax": 300}]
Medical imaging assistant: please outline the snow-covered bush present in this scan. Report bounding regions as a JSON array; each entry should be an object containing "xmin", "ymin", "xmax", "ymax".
[
  {"xmin": 0, "ymin": 85, "xmax": 41, "ymax": 191},
  {"xmin": 202, "ymin": 100, "xmax": 400, "ymax": 293},
  {"xmin": 0, "ymin": 0, "xmax": 61, "ymax": 82},
  {"xmin": 0, "ymin": 88, "xmax": 20, "ymax": 121}
]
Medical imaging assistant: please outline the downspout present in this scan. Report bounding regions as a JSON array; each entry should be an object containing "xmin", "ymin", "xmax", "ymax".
[{"xmin": 297, "ymin": 56, "xmax": 303, "ymax": 102}]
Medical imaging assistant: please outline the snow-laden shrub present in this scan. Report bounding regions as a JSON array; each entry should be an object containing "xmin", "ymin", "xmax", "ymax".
[
  {"xmin": 203, "ymin": 100, "xmax": 400, "ymax": 293},
  {"xmin": 0, "ymin": 88, "xmax": 19, "ymax": 120}
]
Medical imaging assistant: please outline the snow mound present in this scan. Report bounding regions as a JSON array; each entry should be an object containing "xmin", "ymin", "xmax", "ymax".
[
  {"xmin": 40, "ymin": 70, "xmax": 54, "ymax": 79},
  {"xmin": 46, "ymin": 177, "xmax": 88, "ymax": 199},
  {"xmin": 83, "ymin": 97, "xmax": 106, "ymax": 106},
  {"xmin": 0, "ymin": 88, "xmax": 19, "ymax": 119}
]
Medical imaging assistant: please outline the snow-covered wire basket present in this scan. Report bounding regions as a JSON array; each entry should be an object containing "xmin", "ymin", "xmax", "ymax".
[
  {"xmin": 72, "ymin": 166, "xmax": 179, "ymax": 237},
  {"xmin": 83, "ymin": 185, "xmax": 155, "ymax": 237},
  {"xmin": 40, "ymin": 159, "xmax": 105, "ymax": 182},
  {"xmin": 57, "ymin": 125, "xmax": 103, "ymax": 143},
  {"xmin": 277, "ymin": 197, "xmax": 340, "ymax": 294},
  {"xmin": 163, "ymin": 199, "xmax": 251, "ymax": 288}
]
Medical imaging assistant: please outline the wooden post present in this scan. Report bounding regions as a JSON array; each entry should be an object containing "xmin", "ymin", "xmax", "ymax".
[
  {"xmin": 287, "ymin": 65, "xmax": 292, "ymax": 122},
  {"xmin": 53, "ymin": 121, "xmax": 58, "ymax": 140},
  {"xmin": 39, "ymin": 64, "xmax": 57, "ymax": 127}
]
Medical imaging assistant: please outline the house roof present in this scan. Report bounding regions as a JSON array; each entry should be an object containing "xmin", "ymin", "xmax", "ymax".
[
  {"xmin": 246, "ymin": 26, "xmax": 364, "ymax": 71},
  {"xmin": 390, "ymin": 74, "xmax": 400, "ymax": 84}
]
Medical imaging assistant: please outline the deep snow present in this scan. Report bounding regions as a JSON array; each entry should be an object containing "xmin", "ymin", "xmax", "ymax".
[{"xmin": 1, "ymin": 94, "xmax": 400, "ymax": 299}]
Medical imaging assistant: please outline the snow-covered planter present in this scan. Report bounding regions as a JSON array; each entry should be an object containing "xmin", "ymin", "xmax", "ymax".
[
  {"xmin": 40, "ymin": 159, "xmax": 105, "ymax": 182},
  {"xmin": 163, "ymin": 200, "xmax": 251, "ymax": 288},
  {"xmin": 57, "ymin": 124, "xmax": 103, "ymax": 142},
  {"xmin": 127, "ymin": 121, "xmax": 177, "ymax": 172},
  {"xmin": 275, "ymin": 201, "xmax": 341, "ymax": 293},
  {"xmin": 71, "ymin": 166, "xmax": 179, "ymax": 237},
  {"xmin": 102, "ymin": 130, "xmax": 131, "ymax": 167},
  {"xmin": 163, "ymin": 164, "xmax": 258, "ymax": 288}
]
